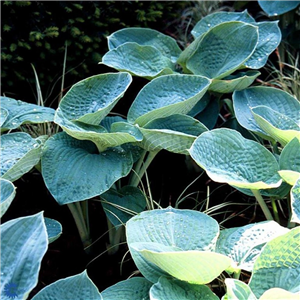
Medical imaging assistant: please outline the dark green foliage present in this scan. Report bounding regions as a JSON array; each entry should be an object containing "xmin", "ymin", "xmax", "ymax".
[{"xmin": 1, "ymin": 1, "xmax": 188, "ymax": 104}]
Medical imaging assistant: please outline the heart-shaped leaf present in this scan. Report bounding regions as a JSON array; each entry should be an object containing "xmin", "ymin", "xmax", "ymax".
[
  {"xmin": 31, "ymin": 270, "xmax": 102, "ymax": 300},
  {"xmin": 0, "ymin": 212, "xmax": 48, "ymax": 300},
  {"xmin": 150, "ymin": 276, "xmax": 219, "ymax": 300},
  {"xmin": 249, "ymin": 227, "xmax": 300, "ymax": 298},
  {"xmin": 290, "ymin": 177, "xmax": 300, "ymax": 224},
  {"xmin": 41, "ymin": 132, "xmax": 133, "ymax": 205},
  {"xmin": 0, "ymin": 97, "xmax": 55, "ymax": 132},
  {"xmin": 0, "ymin": 178, "xmax": 16, "ymax": 217},
  {"xmin": 1, "ymin": 132, "xmax": 43, "ymax": 182},
  {"xmin": 127, "ymin": 74, "xmax": 211, "ymax": 126},
  {"xmin": 223, "ymin": 278, "xmax": 257, "ymax": 300},
  {"xmin": 258, "ymin": 0, "xmax": 300, "ymax": 16},
  {"xmin": 189, "ymin": 128, "xmax": 282, "ymax": 189},
  {"xmin": 44, "ymin": 217, "xmax": 62, "ymax": 243},
  {"xmin": 107, "ymin": 27, "xmax": 181, "ymax": 63}
]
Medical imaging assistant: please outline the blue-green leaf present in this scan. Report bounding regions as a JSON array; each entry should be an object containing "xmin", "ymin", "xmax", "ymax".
[
  {"xmin": 0, "ymin": 108, "xmax": 8, "ymax": 127},
  {"xmin": 223, "ymin": 278, "xmax": 257, "ymax": 300},
  {"xmin": 44, "ymin": 217, "xmax": 62, "ymax": 243},
  {"xmin": 291, "ymin": 177, "xmax": 300, "ymax": 224},
  {"xmin": 0, "ymin": 178, "xmax": 16, "ymax": 217},
  {"xmin": 258, "ymin": 1, "xmax": 300, "ymax": 16}
]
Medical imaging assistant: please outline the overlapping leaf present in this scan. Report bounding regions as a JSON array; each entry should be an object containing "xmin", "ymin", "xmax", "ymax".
[
  {"xmin": 258, "ymin": 0, "xmax": 300, "ymax": 16},
  {"xmin": 44, "ymin": 217, "xmax": 62, "ymax": 243},
  {"xmin": 290, "ymin": 177, "xmax": 300, "ymax": 224},
  {"xmin": 0, "ymin": 178, "xmax": 16, "ymax": 217}
]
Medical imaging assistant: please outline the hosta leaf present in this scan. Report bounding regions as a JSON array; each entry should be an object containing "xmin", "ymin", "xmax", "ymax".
[
  {"xmin": 233, "ymin": 87, "xmax": 300, "ymax": 138},
  {"xmin": 249, "ymin": 227, "xmax": 300, "ymax": 298},
  {"xmin": 260, "ymin": 288, "xmax": 300, "ymax": 300},
  {"xmin": 31, "ymin": 270, "xmax": 102, "ymax": 300},
  {"xmin": 0, "ymin": 108, "xmax": 8, "ymax": 127},
  {"xmin": 126, "ymin": 207, "xmax": 219, "ymax": 283},
  {"xmin": 223, "ymin": 278, "xmax": 257, "ymax": 300},
  {"xmin": 290, "ymin": 177, "xmax": 300, "ymax": 224},
  {"xmin": 216, "ymin": 221, "xmax": 289, "ymax": 272},
  {"xmin": 194, "ymin": 98, "xmax": 219, "ymax": 130},
  {"xmin": 251, "ymin": 106, "xmax": 300, "ymax": 145},
  {"xmin": 44, "ymin": 217, "xmax": 62, "ymax": 243},
  {"xmin": 107, "ymin": 27, "xmax": 181, "ymax": 63},
  {"xmin": 1, "ymin": 132, "xmax": 43, "ymax": 182},
  {"xmin": 101, "ymin": 43, "xmax": 175, "ymax": 79},
  {"xmin": 258, "ymin": 0, "xmax": 300, "ymax": 16},
  {"xmin": 127, "ymin": 74, "xmax": 211, "ymax": 126},
  {"xmin": 0, "ymin": 178, "xmax": 16, "ymax": 217},
  {"xmin": 41, "ymin": 132, "xmax": 133, "ymax": 205},
  {"xmin": 187, "ymin": 92, "xmax": 210, "ymax": 117},
  {"xmin": 191, "ymin": 10, "xmax": 255, "ymax": 39},
  {"xmin": 101, "ymin": 277, "xmax": 152, "ymax": 300},
  {"xmin": 0, "ymin": 97, "xmax": 55, "ymax": 132},
  {"xmin": 209, "ymin": 71, "xmax": 260, "ymax": 93},
  {"xmin": 57, "ymin": 72, "xmax": 132, "ymax": 125},
  {"xmin": 150, "ymin": 276, "xmax": 219, "ymax": 300},
  {"xmin": 186, "ymin": 21, "xmax": 258, "ymax": 79},
  {"xmin": 189, "ymin": 128, "xmax": 282, "ymax": 189},
  {"xmin": 138, "ymin": 114, "xmax": 208, "ymax": 154},
  {"xmin": 101, "ymin": 186, "xmax": 146, "ymax": 228},
  {"xmin": 244, "ymin": 21, "xmax": 281, "ymax": 69},
  {"xmin": 0, "ymin": 212, "xmax": 48, "ymax": 300}
]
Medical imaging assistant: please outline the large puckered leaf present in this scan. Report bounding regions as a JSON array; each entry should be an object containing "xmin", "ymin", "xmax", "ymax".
[
  {"xmin": 233, "ymin": 87, "xmax": 300, "ymax": 139},
  {"xmin": 290, "ymin": 178, "xmax": 300, "ymax": 224},
  {"xmin": 126, "ymin": 207, "xmax": 220, "ymax": 283},
  {"xmin": 0, "ymin": 178, "xmax": 16, "ymax": 217},
  {"xmin": 258, "ymin": 0, "xmax": 300, "ymax": 16},
  {"xmin": 41, "ymin": 132, "xmax": 133, "ymax": 205},
  {"xmin": 0, "ymin": 132, "xmax": 43, "ymax": 182},
  {"xmin": 57, "ymin": 72, "xmax": 132, "ymax": 125},
  {"xmin": 186, "ymin": 21, "xmax": 258, "ymax": 79},
  {"xmin": 0, "ymin": 97, "xmax": 55, "ymax": 132},
  {"xmin": 127, "ymin": 74, "xmax": 211, "ymax": 126},
  {"xmin": 107, "ymin": 27, "xmax": 182, "ymax": 63},
  {"xmin": 1, "ymin": 212, "xmax": 48, "ymax": 300},
  {"xmin": 189, "ymin": 128, "xmax": 282, "ymax": 190}
]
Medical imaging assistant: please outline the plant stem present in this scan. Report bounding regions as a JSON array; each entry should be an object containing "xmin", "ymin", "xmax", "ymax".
[
  {"xmin": 233, "ymin": 269, "xmax": 241, "ymax": 280},
  {"xmin": 107, "ymin": 219, "xmax": 124, "ymax": 255},
  {"xmin": 270, "ymin": 197, "xmax": 280, "ymax": 223},
  {"xmin": 129, "ymin": 150, "xmax": 147, "ymax": 186},
  {"xmin": 251, "ymin": 189, "xmax": 273, "ymax": 220}
]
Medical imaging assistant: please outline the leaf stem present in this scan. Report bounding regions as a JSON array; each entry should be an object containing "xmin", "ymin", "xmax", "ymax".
[
  {"xmin": 251, "ymin": 189, "xmax": 273, "ymax": 220},
  {"xmin": 270, "ymin": 197, "xmax": 280, "ymax": 223},
  {"xmin": 107, "ymin": 219, "xmax": 124, "ymax": 255}
]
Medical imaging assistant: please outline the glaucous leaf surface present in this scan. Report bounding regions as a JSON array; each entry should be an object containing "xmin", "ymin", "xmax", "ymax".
[
  {"xmin": 32, "ymin": 270, "xmax": 102, "ymax": 300},
  {"xmin": 102, "ymin": 43, "xmax": 175, "ymax": 79},
  {"xmin": 233, "ymin": 87, "xmax": 300, "ymax": 139},
  {"xmin": 223, "ymin": 278, "xmax": 257, "ymax": 300},
  {"xmin": 249, "ymin": 227, "xmax": 300, "ymax": 298},
  {"xmin": 41, "ymin": 132, "xmax": 133, "ymax": 205},
  {"xmin": 150, "ymin": 276, "xmax": 219, "ymax": 300},
  {"xmin": 216, "ymin": 221, "xmax": 289, "ymax": 272},
  {"xmin": 189, "ymin": 128, "xmax": 282, "ymax": 189},
  {"xmin": 44, "ymin": 217, "xmax": 62, "ymax": 243},
  {"xmin": 107, "ymin": 27, "xmax": 182, "ymax": 63},
  {"xmin": 290, "ymin": 177, "xmax": 300, "ymax": 224},
  {"xmin": 258, "ymin": 0, "xmax": 300, "ymax": 16},
  {"xmin": 260, "ymin": 288, "xmax": 300, "ymax": 300},
  {"xmin": 126, "ymin": 207, "xmax": 219, "ymax": 283},
  {"xmin": 0, "ymin": 108, "xmax": 8, "ymax": 127},
  {"xmin": 0, "ymin": 132, "xmax": 43, "ymax": 182},
  {"xmin": 101, "ymin": 186, "xmax": 146, "ymax": 228},
  {"xmin": 127, "ymin": 74, "xmax": 211, "ymax": 126},
  {"xmin": 57, "ymin": 72, "xmax": 132, "ymax": 125},
  {"xmin": 1, "ymin": 212, "xmax": 48, "ymax": 300},
  {"xmin": 101, "ymin": 277, "xmax": 152, "ymax": 300},
  {"xmin": 0, "ymin": 97, "xmax": 55, "ymax": 132},
  {"xmin": 186, "ymin": 21, "xmax": 258, "ymax": 79},
  {"xmin": 0, "ymin": 178, "xmax": 16, "ymax": 217},
  {"xmin": 138, "ymin": 114, "xmax": 208, "ymax": 154}
]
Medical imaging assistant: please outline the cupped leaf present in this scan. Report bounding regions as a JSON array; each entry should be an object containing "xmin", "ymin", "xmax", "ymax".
[
  {"xmin": 249, "ymin": 227, "xmax": 300, "ymax": 298},
  {"xmin": 216, "ymin": 221, "xmax": 289, "ymax": 272},
  {"xmin": 126, "ymin": 207, "xmax": 220, "ymax": 283},
  {"xmin": 41, "ymin": 132, "xmax": 133, "ymax": 205},
  {"xmin": 260, "ymin": 288, "xmax": 300, "ymax": 300},
  {"xmin": 138, "ymin": 114, "xmax": 208, "ymax": 154},
  {"xmin": 258, "ymin": 0, "xmax": 300, "ymax": 16},
  {"xmin": 150, "ymin": 276, "xmax": 219, "ymax": 300},
  {"xmin": 233, "ymin": 86, "xmax": 300, "ymax": 138},
  {"xmin": 0, "ymin": 178, "xmax": 16, "ymax": 217},
  {"xmin": 1, "ymin": 132, "xmax": 43, "ymax": 182},
  {"xmin": 186, "ymin": 21, "xmax": 258, "ymax": 79},
  {"xmin": 0, "ymin": 108, "xmax": 8, "ymax": 127},
  {"xmin": 31, "ymin": 270, "xmax": 102, "ymax": 300},
  {"xmin": 44, "ymin": 217, "xmax": 62, "ymax": 243},
  {"xmin": 223, "ymin": 278, "xmax": 257, "ymax": 300},
  {"xmin": 57, "ymin": 72, "xmax": 132, "ymax": 125},
  {"xmin": 251, "ymin": 106, "xmax": 300, "ymax": 145},
  {"xmin": 127, "ymin": 74, "xmax": 211, "ymax": 126},
  {"xmin": 290, "ymin": 177, "xmax": 300, "ymax": 224},
  {"xmin": 107, "ymin": 27, "xmax": 182, "ymax": 63},
  {"xmin": 189, "ymin": 128, "xmax": 282, "ymax": 189},
  {"xmin": 101, "ymin": 186, "xmax": 146, "ymax": 228},
  {"xmin": 101, "ymin": 277, "xmax": 152, "ymax": 300},
  {"xmin": 0, "ymin": 212, "xmax": 48, "ymax": 300},
  {"xmin": 0, "ymin": 96, "xmax": 55, "ymax": 132},
  {"xmin": 244, "ymin": 21, "xmax": 281, "ymax": 69},
  {"xmin": 101, "ymin": 43, "xmax": 175, "ymax": 79},
  {"xmin": 209, "ymin": 71, "xmax": 260, "ymax": 93}
]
